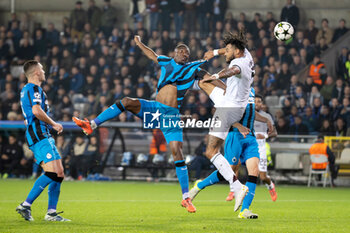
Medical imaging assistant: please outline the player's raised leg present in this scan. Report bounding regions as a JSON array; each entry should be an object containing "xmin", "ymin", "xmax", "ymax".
[
  {"xmin": 205, "ymin": 135, "xmax": 248, "ymax": 212},
  {"xmin": 73, "ymin": 97, "xmax": 141, "ymax": 134},
  {"xmin": 238, "ymin": 157, "xmax": 259, "ymax": 219}
]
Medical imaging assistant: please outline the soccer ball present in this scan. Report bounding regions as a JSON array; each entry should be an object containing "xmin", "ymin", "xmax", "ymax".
[{"xmin": 274, "ymin": 21, "xmax": 294, "ymax": 41}]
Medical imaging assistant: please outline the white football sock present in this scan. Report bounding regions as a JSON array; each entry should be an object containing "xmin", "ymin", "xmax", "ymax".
[
  {"xmin": 182, "ymin": 192, "xmax": 189, "ymax": 200},
  {"xmin": 232, "ymin": 179, "xmax": 243, "ymax": 194},
  {"xmin": 210, "ymin": 153, "xmax": 241, "ymax": 192},
  {"xmin": 47, "ymin": 209, "xmax": 56, "ymax": 214},
  {"xmin": 23, "ymin": 201, "xmax": 31, "ymax": 207},
  {"xmin": 90, "ymin": 120, "xmax": 97, "ymax": 130},
  {"xmin": 266, "ymin": 182, "xmax": 274, "ymax": 190}
]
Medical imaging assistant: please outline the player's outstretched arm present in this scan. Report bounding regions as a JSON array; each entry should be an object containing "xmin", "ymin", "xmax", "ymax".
[
  {"xmin": 204, "ymin": 48, "xmax": 225, "ymax": 60},
  {"xmin": 198, "ymin": 69, "xmax": 226, "ymax": 91},
  {"xmin": 32, "ymin": 105, "xmax": 63, "ymax": 134},
  {"xmin": 202, "ymin": 66, "xmax": 240, "ymax": 82},
  {"xmin": 232, "ymin": 122, "xmax": 250, "ymax": 138},
  {"xmin": 134, "ymin": 35, "xmax": 158, "ymax": 63}
]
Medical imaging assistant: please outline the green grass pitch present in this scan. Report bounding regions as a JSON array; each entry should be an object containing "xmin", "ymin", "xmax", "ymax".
[{"xmin": 0, "ymin": 180, "xmax": 350, "ymax": 233}]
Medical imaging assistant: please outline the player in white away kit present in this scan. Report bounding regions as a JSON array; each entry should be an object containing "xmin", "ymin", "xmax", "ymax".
[
  {"xmin": 254, "ymin": 94, "xmax": 278, "ymax": 201},
  {"xmin": 197, "ymin": 30, "xmax": 254, "ymax": 212}
]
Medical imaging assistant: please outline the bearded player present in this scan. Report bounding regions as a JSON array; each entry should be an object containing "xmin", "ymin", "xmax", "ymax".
[{"xmin": 73, "ymin": 35, "xmax": 226, "ymax": 213}]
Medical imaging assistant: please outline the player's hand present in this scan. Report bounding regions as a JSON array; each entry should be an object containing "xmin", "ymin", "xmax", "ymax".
[
  {"xmin": 256, "ymin": 134, "xmax": 265, "ymax": 139},
  {"xmin": 134, "ymin": 35, "xmax": 141, "ymax": 46},
  {"xmin": 53, "ymin": 123, "xmax": 63, "ymax": 134},
  {"xmin": 204, "ymin": 50, "xmax": 214, "ymax": 60},
  {"xmin": 237, "ymin": 125, "xmax": 250, "ymax": 138},
  {"xmin": 202, "ymin": 74, "xmax": 218, "ymax": 82}
]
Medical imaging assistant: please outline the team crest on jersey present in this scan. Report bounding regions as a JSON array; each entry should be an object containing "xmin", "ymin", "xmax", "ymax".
[
  {"xmin": 34, "ymin": 92, "xmax": 41, "ymax": 99},
  {"xmin": 46, "ymin": 153, "xmax": 52, "ymax": 159},
  {"xmin": 232, "ymin": 157, "xmax": 237, "ymax": 163}
]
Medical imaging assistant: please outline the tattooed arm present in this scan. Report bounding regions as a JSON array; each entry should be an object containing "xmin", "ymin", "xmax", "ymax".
[{"xmin": 202, "ymin": 66, "xmax": 241, "ymax": 82}]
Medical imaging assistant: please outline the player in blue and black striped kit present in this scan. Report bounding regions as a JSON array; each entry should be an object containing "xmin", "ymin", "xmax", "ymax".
[
  {"xmin": 16, "ymin": 60, "xmax": 70, "ymax": 222},
  {"xmin": 189, "ymin": 87, "xmax": 273, "ymax": 218},
  {"xmin": 73, "ymin": 35, "xmax": 226, "ymax": 213}
]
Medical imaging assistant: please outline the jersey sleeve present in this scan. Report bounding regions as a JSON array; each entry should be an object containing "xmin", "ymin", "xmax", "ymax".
[
  {"xmin": 157, "ymin": 55, "xmax": 172, "ymax": 66},
  {"xmin": 27, "ymin": 86, "xmax": 42, "ymax": 106},
  {"xmin": 229, "ymin": 59, "xmax": 243, "ymax": 73}
]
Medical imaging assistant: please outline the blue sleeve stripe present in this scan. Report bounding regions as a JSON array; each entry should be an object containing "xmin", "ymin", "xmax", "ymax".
[
  {"xmin": 176, "ymin": 76, "xmax": 194, "ymax": 86},
  {"xmin": 177, "ymin": 80, "xmax": 194, "ymax": 91}
]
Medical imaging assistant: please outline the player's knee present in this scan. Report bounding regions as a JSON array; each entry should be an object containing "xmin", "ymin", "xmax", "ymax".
[{"xmin": 248, "ymin": 166, "xmax": 259, "ymax": 176}]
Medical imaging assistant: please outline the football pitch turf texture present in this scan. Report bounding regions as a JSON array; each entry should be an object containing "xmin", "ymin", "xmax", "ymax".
[{"xmin": 0, "ymin": 180, "xmax": 349, "ymax": 233}]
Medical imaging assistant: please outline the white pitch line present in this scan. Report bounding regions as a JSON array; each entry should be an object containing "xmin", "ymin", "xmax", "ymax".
[{"xmin": 0, "ymin": 200, "xmax": 349, "ymax": 203}]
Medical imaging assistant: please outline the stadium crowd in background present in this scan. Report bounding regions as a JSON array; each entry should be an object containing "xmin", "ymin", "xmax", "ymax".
[{"xmin": 1, "ymin": 0, "xmax": 350, "ymax": 178}]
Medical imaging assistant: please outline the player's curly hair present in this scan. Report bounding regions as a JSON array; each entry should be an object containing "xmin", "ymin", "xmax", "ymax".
[{"xmin": 223, "ymin": 29, "xmax": 247, "ymax": 52}]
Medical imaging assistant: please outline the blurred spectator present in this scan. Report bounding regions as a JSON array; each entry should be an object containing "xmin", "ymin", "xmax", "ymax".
[
  {"xmin": 315, "ymin": 37, "xmax": 328, "ymax": 54},
  {"xmin": 189, "ymin": 135, "xmax": 211, "ymax": 179},
  {"xmin": 289, "ymin": 55, "xmax": 304, "ymax": 74},
  {"xmin": 276, "ymin": 117, "xmax": 289, "ymax": 135},
  {"xmin": 332, "ymin": 19, "xmax": 348, "ymax": 43},
  {"xmin": 70, "ymin": 1, "xmax": 88, "ymax": 40},
  {"xmin": 68, "ymin": 136, "xmax": 88, "ymax": 180},
  {"xmin": 212, "ymin": 0, "xmax": 227, "ymax": 31},
  {"xmin": 280, "ymin": 0, "xmax": 299, "ymax": 28},
  {"xmin": 0, "ymin": 135, "xmax": 23, "ymax": 178},
  {"xmin": 308, "ymin": 55, "xmax": 326, "ymax": 86},
  {"xmin": 336, "ymin": 47, "xmax": 349, "ymax": 79},
  {"xmin": 309, "ymin": 135, "xmax": 338, "ymax": 186},
  {"xmin": 196, "ymin": 0, "xmax": 211, "ymax": 39},
  {"xmin": 304, "ymin": 18, "xmax": 318, "ymax": 44},
  {"xmin": 320, "ymin": 76, "xmax": 335, "ymax": 103},
  {"xmin": 332, "ymin": 79, "xmax": 344, "ymax": 101},
  {"xmin": 346, "ymin": 53, "xmax": 350, "ymax": 81},
  {"xmin": 183, "ymin": 0, "xmax": 197, "ymax": 37},
  {"xmin": 146, "ymin": 0, "xmax": 160, "ymax": 33},
  {"xmin": 81, "ymin": 136, "xmax": 99, "ymax": 177},
  {"xmin": 303, "ymin": 106, "xmax": 316, "ymax": 133},
  {"xmin": 316, "ymin": 19, "xmax": 334, "ymax": 45},
  {"xmin": 87, "ymin": 0, "xmax": 102, "ymax": 32},
  {"xmin": 70, "ymin": 66, "xmax": 84, "ymax": 94},
  {"xmin": 289, "ymin": 116, "xmax": 309, "ymax": 136},
  {"xmin": 169, "ymin": 0, "xmax": 184, "ymax": 39},
  {"xmin": 330, "ymin": 98, "xmax": 342, "ymax": 122},
  {"xmin": 46, "ymin": 23, "xmax": 60, "ymax": 48},
  {"xmin": 319, "ymin": 119, "xmax": 334, "ymax": 136},
  {"xmin": 100, "ymin": 0, "xmax": 118, "ymax": 37},
  {"xmin": 129, "ymin": 0, "xmax": 146, "ymax": 29},
  {"xmin": 33, "ymin": 29, "xmax": 47, "ymax": 57},
  {"xmin": 335, "ymin": 117, "xmax": 347, "ymax": 136}
]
